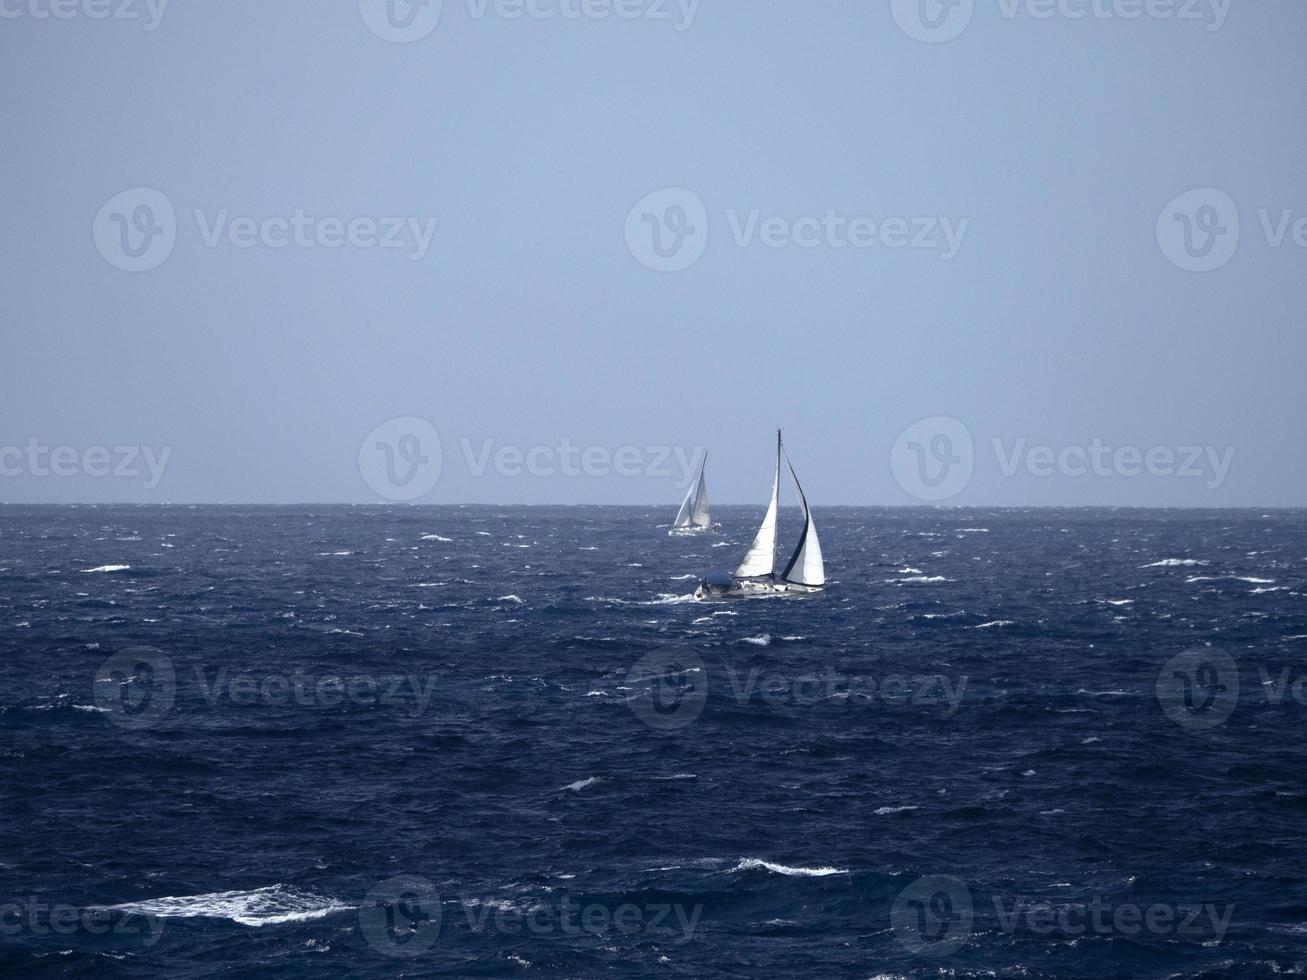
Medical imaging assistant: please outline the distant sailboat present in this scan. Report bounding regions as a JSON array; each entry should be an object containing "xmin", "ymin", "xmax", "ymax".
[
  {"xmin": 669, "ymin": 453, "xmax": 720, "ymax": 536},
  {"xmin": 695, "ymin": 431, "xmax": 825, "ymax": 599}
]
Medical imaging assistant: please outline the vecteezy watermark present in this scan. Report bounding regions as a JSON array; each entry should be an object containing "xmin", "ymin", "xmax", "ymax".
[
  {"xmin": 890, "ymin": 417, "xmax": 976, "ymax": 502},
  {"xmin": 357, "ymin": 416, "xmax": 706, "ymax": 501},
  {"xmin": 359, "ymin": 417, "xmax": 443, "ymax": 502},
  {"xmin": 1156, "ymin": 647, "xmax": 1240, "ymax": 731},
  {"xmin": 93, "ymin": 188, "xmax": 438, "ymax": 272},
  {"xmin": 624, "ymin": 187, "xmax": 968, "ymax": 272},
  {"xmin": 0, "ymin": 0, "xmax": 169, "ymax": 31},
  {"xmin": 93, "ymin": 647, "xmax": 176, "ymax": 730},
  {"xmin": 93, "ymin": 648, "xmax": 440, "ymax": 729},
  {"xmin": 891, "ymin": 875, "xmax": 1234, "ymax": 957},
  {"xmin": 1157, "ymin": 647, "xmax": 1307, "ymax": 732},
  {"xmin": 891, "ymin": 875, "xmax": 975, "ymax": 956},
  {"xmin": 891, "ymin": 0, "xmax": 1229, "ymax": 43},
  {"xmin": 358, "ymin": 0, "xmax": 699, "ymax": 42},
  {"xmin": 890, "ymin": 417, "xmax": 1236, "ymax": 501},
  {"xmin": 358, "ymin": 0, "xmax": 444, "ymax": 42},
  {"xmin": 623, "ymin": 648, "xmax": 969, "ymax": 730},
  {"xmin": 359, "ymin": 874, "xmax": 701, "ymax": 958},
  {"xmin": 1158, "ymin": 188, "xmax": 1307, "ymax": 273},
  {"xmin": 625, "ymin": 647, "xmax": 709, "ymax": 730},
  {"xmin": 0, "ymin": 440, "xmax": 172, "ymax": 489},
  {"xmin": 721, "ymin": 667, "xmax": 968, "ymax": 716},
  {"xmin": 0, "ymin": 897, "xmax": 164, "ymax": 946}
]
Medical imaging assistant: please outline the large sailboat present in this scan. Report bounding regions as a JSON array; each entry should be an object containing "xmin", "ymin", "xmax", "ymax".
[
  {"xmin": 669, "ymin": 453, "xmax": 720, "ymax": 536},
  {"xmin": 694, "ymin": 431, "xmax": 825, "ymax": 600}
]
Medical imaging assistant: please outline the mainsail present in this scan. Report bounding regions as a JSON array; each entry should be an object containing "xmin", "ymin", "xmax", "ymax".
[
  {"xmin": 689, "ymin": 464, "xmax": 711, "ymax": 528},
  {"xmin": 734, "ymin": 432, "xmax": 781, "ymax": 578},
  {"xmin": 780, "ymin": 451, "xmax": 825, "ymax": 587}
]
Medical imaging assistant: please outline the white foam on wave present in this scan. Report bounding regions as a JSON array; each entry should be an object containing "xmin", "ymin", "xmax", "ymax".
[
  {"xmin": 742, "ymin": 634, "xmax": 771, "ymax": 646},
  {"xmin": 873, "ymin": 805, "xmax": 919, "ymax": 816},
  {"xmin": 669, "ymin": 574, "xmax": 697, "ymax": 581},
  {"xmin": 559, "ymin": 777, "xmax": 602, "ymax": 793},
  {"xmin": 1141, "ymin": 558, "xmax": 1206, "ymax": 568},
  {"xmin": 420, "ymin": 534, "xmax": 453, "ymax": 542},
  {"xmin": 971, "ymin": 620, "xmax": 1014, "ymax": 629},
  {"xmin": 497, "ymin": 595, "xmax": 525, "ymax": 604},
  {"xmin": 1104, "ymin": 599, "xmax": 1134, "ymax": 607},
  {"xmin": 1187, "ymin": 575, "xmax": 1275, "ymax": 585},
  {"xmin": 890, "ymin": 575, "xmax": 950, "ymax": 584},
  {"xmin": 82, "ymin": 564, "xmax": 130, "ymax": 574},
  {"xmin": 732, "ymin": 858, "xmax": 849, "ymax": 878},
  {"xmin": 96, "ymin": 885, "xmax": 352, "ymax": 927}
]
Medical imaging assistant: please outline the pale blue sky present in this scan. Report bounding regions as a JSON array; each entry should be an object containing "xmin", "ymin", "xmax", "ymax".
[{"xmin": 2, "ymin": 0, "xmax": 1304, "ymax": 505}]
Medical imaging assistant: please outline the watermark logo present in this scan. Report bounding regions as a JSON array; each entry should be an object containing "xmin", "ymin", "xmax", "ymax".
[
  {"xmin": 1157, "ymin": 647, "xmax": 1239, "ymax": 731},
  {"xmin": 359, "ymin": 417, "xmax": 443, "ymax": 501},
  {"xmin": 625, "ymin": 187, "xmax": 709, "ymax": 273},
  {"xmin": 93, "ymin": 188, "xmax": 176, "ymax": 273},
  {"xmin": 93, "ymin": 647, "xmax": 176, "ymax": 730},
  {"xmin": 359, "ymin": 0, "xmax": 443, "ymax": 42},
  {"xmin": 891, "ymin": 417, "xmax": 975, "ymax": 501},
  {"xmin": 891, "ymin": 0, "xmax": 975, "ymax": 43},
  {"xmin": 626, "ymin": 188, "xmax": 968, "ymax": 271},
  {"xmin": 891, "ymin": 419, "xmax": 1236, "ymax": 501},
  {"xmin": 625, "ymin": 647, "xmax": 708, "ymax": 730},
  {"xmin": 359, "ymin": 875, "xmax": 443, "ymax": 958},
  {"xmin": 1157, "ymin": 188, "xmax": 1240, "ymax": 272},
  {"xmin": 891, "ymin": 875, "xmax": 974, "ymax": 956}
]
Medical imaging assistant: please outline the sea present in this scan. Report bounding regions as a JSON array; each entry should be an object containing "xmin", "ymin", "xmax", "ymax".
[{"xmin": 2, "ymin": 505, "xmax": 1306, "ymax": 978}]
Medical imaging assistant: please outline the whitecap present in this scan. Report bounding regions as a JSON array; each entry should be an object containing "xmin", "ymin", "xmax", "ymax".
[
  {"xmin": 81, "ymin": 564, "xmax": 130, "ymax": 574},
  {"xmin": 731, "ymin": 858, "xmax": 848, "ymax": 877},
  {"xmin": 95, "ymin": 885, "xmax": 352, "ymax": 928},
  {"xmin": 559, "ymin": 777, "xmax": 602, "ymax": 793},
  {"xmin": 891, "ymin": 575, "xmax": 950, "ymax": 584},
  {"xmin": 420, "ymin": 534, "xmax": 453, "ymax": 542},
  {"xmin": 497, "ymin": 595, "xmax": 525, "ymax": 604},
  {"xmin": 1141, "ymin": 558, "xmax": 1206, "ymax": 568},
  {"xmin": 873, "ymin": 805, "xmax": 919, "ymax": 816},
  {"xmin": 742, "ymin": 634, "xmax": 771, "ymax": 646},
  {"xmin": 971, "ymin": 620, "xmax": 1014, "ymax": 629}
]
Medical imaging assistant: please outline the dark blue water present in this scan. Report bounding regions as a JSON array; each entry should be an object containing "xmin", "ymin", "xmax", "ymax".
[{"xmin": 2, "ymin": 505, "xmax": 1306, "ymax": 978}]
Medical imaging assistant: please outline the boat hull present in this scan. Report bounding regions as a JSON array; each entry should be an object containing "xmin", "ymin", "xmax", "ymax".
[
  {"xmin": 693, "ymin": 576, "xmax": 823, "ymax": 601},
  {"xmin": 668, "ymin": 524, "xmax": 722, "ymax": 537}
]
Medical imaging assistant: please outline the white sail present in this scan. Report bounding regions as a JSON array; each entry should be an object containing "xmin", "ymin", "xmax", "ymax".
[
  {"xmin": 780, "ymin": 451, "xmax": 825, "ymax": 587},
  {"xmin": 690, "ymin": 464, "xmax": 711, "ymax": 528},
  {"xmin": 672, "ymin": 481, "xmax": 695, "ymax": 528},
  {"xmin": 734, "ymin": 431, "xmax": 781, "ymax": 578}
]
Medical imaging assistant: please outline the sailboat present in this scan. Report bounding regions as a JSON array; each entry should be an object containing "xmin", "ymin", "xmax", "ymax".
[
  {"xmin": 669, "ymin": 453, "xmax": 720, "ymax": 536},
  {"xmin": 694, "ymin": 431, "xmax": 825, "ymax": 600}
]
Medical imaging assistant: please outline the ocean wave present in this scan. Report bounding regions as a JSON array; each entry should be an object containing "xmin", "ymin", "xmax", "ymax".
[
  {"xmin": 81, "ymin": 564, "xmax": 130, "ymax": 574},
  {"xmin": 873, "ymin": 805, "xmax": 920, "ymax": 816},
  {"xmin": 971, "ymin": 620, "xmax": 1015, "ymax": 629},
  {"xmin": 1141, "ymin": 558, "xmax": 1207, "ymax": 567},
  {"xmin": 560, "ymin": 777, "xmax": 602, "ymax": 793},
  {"xmin": 96, "ymin": 885, "xmax": 352, "ymax": 928},
  {"xmin": 742, "ymin": 634, "xmax": 771, "ymax": 646},
  {"xmin": 420, "ymin": 534, "xmax": 453, "ymax": 542},
  {"xmin": 731, "ymin": 858, "xmax": 849, "ymax": 878},
  {"xmin": 890, "ymin": 575, "xmax": 950, "ymax": 584}
]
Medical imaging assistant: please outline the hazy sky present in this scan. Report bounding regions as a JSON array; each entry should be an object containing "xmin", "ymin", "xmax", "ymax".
[{"xmin": 2, "ymin": 0, "xmax": 1304, "ymax": 506}]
